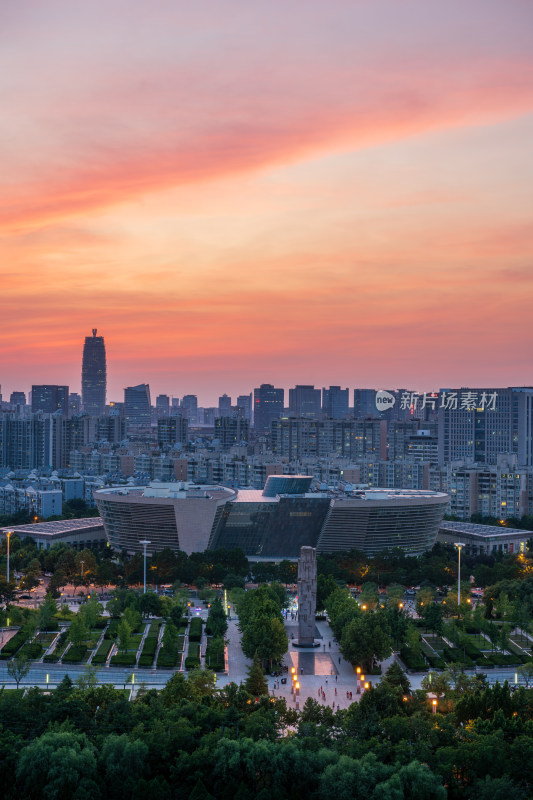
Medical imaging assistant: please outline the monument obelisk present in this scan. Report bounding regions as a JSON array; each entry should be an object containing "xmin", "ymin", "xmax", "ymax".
[{"xmin": 296, "ymin": 546, "xmax": 318, "ymax": 647}]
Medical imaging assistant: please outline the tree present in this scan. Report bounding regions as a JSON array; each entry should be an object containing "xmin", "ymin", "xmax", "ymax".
[
  {"xmin": 69, "ymin": 614, "xmax": 89, "ymax": 647},
  {"xmin": 207, "ymin": 596, "xmax": 228, "ymax": 638},
  {"xmin": 405, "ymin": 622, "xmax": 422, "ymax": 658},
  {"xmin": 316, "ymin": 574, "xmax": 339, "ymax": 610},
  {"xmin": 169, "ymin": 603, "xmax": 185, "ymax": 628},
  {"xmin": 387, "ymin": 583, "xmax": 405, "ymax": 607},
  {"xmin": 95, "ymin": 560, "xmax": 114, "ymax": 591},
  {"xmin": 382, "ymin": 661, "xmax": 410, "ymax": 694},
  {"xmin": 75, "ymin": 548, "xmax": 97, "ymax": 581},
  {"xmin": 245, "ymin": 652, "xmax": 268, "ymax": 696},
  {"xmin": 161, "ymin": 621, "xmax": 178, "ymax": 652},
  {"xmin": 341, "ymin": 610, "xmax": 392, "ymax": 671},
  {"xmin": 117, "ymin": 618, "xmax": 132, "ymax": 653},
  {"xmin": 80, "ymin": 593, "xmax": 103, "ymax": 629},
  {"xmin": 48, "ymin": 569, "xmax": 66, "ymax": 598},
  {"xmin": 518, "ymin": 661, "xmax": 533, "ymax": 688},
  {"xmin": 139, "ymin": 590, "xmax": 162, "ymax": 618},
  {"xmin": 7, "ymin": 654, "xmax": 30, "ymax": 688},
  {"xmin": 123, "ymin": 605, "xmax": 141, "ymax": 631},
  {"xmin": 100, "ymin": 733, "xmax": 149, "ymax": 799},
  {"xmin": 76, "ymin": 665, "xmax": 99, "ymax": 690},
  {"xmin": 19, "ymin": 573, "xmax": 40, "ymax": 592},
  {"xmin": 0, "ymin": 579, "xmax": 17, "ymax": 606},
  {"xmin": 421, "ymin": 670, "xmax": 451, "ymax": 699},
  {"xmin": 416, "ymin": 586, "xmax": 436, "ymax": 617},
  {"xmin": 15, "ymin": 728, "xmax": 100, "ymax": 800},
  {"xmin": 360, "ymin": 581, "xmax": 379, "ymax": 609},
  {"xmin": 422, "ymin": 602, "xmax": 444, "ymax": 635},
  {"xmin": 38, "ymin": 593, "xmax": 58, "ymax": 631}
]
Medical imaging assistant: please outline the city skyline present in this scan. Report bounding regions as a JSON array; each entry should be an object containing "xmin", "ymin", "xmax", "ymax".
[{"xmin": 2, "ymin": 2, "xmax": 533, "ymax": 403}]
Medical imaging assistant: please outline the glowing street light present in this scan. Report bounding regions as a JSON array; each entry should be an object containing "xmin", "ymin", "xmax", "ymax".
[
  {"xmin": 139, "ymin": 540, "xmax": 151, "ymax": 594},
  {"xmin": 432, "ymin": 698, "xmax": 437, "ymax": 714},
  {"xmin": 454, "ymin": 543, "xmax": 466, "ymax": 608},
  {"xmin": 5, "ymin": 531, "xmax": 13, "ymax": 583}
]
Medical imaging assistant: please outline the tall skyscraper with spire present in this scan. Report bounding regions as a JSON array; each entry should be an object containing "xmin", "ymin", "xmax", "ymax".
[{"xmin": 82, "ymin": 329, "xmax": 106, "ymax": 415}]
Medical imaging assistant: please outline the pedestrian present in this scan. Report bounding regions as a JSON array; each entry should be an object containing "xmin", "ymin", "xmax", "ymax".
[
  {"xmin": 335, "ymin": 687, "xmax": 337, "ymax": 696},
  {"xmin": 325, "ymin": 678, "xmax": 328, "ymax": 685},
  {"xmin": 329, "ymin": 641, "xmax": 331, "ymax": 648},
  {"xmin": 338, "ymin": 657, "xmax": 341, "ymax": 665},
  {"xmin": 335, "ymin": 675, "xmax": 337, "ymax": 682}
]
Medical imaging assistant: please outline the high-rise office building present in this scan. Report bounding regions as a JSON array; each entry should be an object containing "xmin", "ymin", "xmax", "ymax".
[
  {"xmin": 81, "ymin": 329, "xmax": 106, "ymax": 415},
  {"xmin": 289, "ymin": 385, "xmax": 321, "ymax": 419},
  {"xmin": 9, "ymin": 391, "xmax": 26, "ymax": 407},
  {"xmin": 353, "ymin": 388, "xmax": 380, "ymax": 419},
  {"xmin": 69, "ymin": 392, "xmax": 81, "ymax": 415},
  {"xmin": 253, "ymin": 384, "xmax": 284, "ymax": 432},
  {"xmin": 124, "ymin": 384, "xmax": 151, "ymax": 427},
  {"xmin": 181, "ymin": 395, "xmax": 198, "ymax": 424},
  {"xmin": 322, "ymin": 386, "xmax": 349, "ymax": 419},
  {"xmin": 156, "ymin": 394, "xmax": 170, "ymax": 417},
  {"xmin": 31, "ymin": 385, "xmax": 69, "ymax": 414},
  {"xmin": 218, "ymin": 394, "xmax": 232, "ymax": 416},
  {"xmin": 438, "ymin": 386, "xmax": 533, "ymax": 466},
  {"xmin": 215, "ymin": 416, "xmax": 249, "ymax": 449},
  {"xmin": 158, "ymin": 415, "xmax": 188, "ymax": 447},
  {"xmin": 236, "ymin": 393, "xmax": 253, "ymax": 422}
]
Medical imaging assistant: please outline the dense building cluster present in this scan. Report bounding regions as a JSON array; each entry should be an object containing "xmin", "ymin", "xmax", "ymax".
[{"xmin": 1, "ymin": 334, "xmax": 533, "ymax": 533}]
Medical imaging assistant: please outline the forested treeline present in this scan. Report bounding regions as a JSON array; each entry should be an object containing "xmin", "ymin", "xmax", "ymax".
[{"xmin": 1, "ymin": 666, "xmax": 533, "ymax": 799}]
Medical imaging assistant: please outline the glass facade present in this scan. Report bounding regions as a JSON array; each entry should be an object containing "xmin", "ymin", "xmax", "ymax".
[
  {"xmin": 209, "ymin": 495, "xmax": 331, "ymax": 557},
  {"xmin": 81, "ymin": 330, "xmax": 106, "ymax": 416}
]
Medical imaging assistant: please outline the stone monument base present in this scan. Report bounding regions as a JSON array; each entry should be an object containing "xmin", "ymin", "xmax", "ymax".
[{"xmin": 293, "ymin": 641, "xmax": 320, "ymax": 648}]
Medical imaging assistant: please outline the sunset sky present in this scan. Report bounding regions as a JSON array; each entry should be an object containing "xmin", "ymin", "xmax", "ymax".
[{"xmin": 2, "ymin": 0, "xmax": 533, "ymax": 405}]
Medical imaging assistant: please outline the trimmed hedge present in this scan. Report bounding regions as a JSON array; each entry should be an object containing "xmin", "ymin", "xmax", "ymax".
[
  {"xmin": 104, "ymin": 619, "xmax": 120, "ymax": 640},
  {"xmin": 0, "ymin": 628, "xmax": 29, "ymax": 659},
  {"xmin": 399, "ymin": 646, "xmax": 426, "ymax": 671},
  {"xmin": 43, "ymin": 629, "xmax": 69, "ymax": 663},
  {"xmin": 18, "ymin": 641, "xmax": 44, "ymax": 660},
  {"xmin": 91, "ymin": 639, "xmax": 114, "ymax": 665},
  {"xmin": 137, "ymin": 621, "xmax": 160, "ymax": 668},
  {"xmin": 442, "ymin": 646, "xmax": 475, "ymax": 668},
  {"xmin": 185, "ymin": 642, "xmax": 201, "ymax": 670},
  {"xmin": 204, "ymin": 638, "xmax": 224, "ymax": 672},
  {"xmin": 62, "ymin": 645, "xmax": 87, "ymax": 663},
  {"xmin": 110, "ymin": 652, "xmax": 136, "ymax": 666},
  {"xmin": 157, "ymin": 648, "xmax": 180, "ymax": 668},
  {"xmin": 189, "ymin": 617, "xmax": 203, "ymax": 642}
]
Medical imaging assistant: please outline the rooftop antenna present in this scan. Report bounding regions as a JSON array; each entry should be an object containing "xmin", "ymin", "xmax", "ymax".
[{"xmin": 92, "ymin": 328, "xmax": 97, "ymax": 336}]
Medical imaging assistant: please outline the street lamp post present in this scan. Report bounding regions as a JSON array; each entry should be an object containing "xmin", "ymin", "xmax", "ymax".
[
  {"xmin": 139, "ymin": 540, "xmax": 151, "ymax": 594},
  {"xmin": 5, "ymin": 530, "xmax": 13, "ymax": 583},
  {"xmin": 454, "ymin": 543, "xmax": 465, "ymax": 609}
]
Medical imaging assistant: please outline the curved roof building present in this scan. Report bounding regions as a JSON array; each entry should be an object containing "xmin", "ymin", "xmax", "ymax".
[
  {"xmin": 316, "ymin": 489, "xmax": 449, "ymax": 556},
  {"xmin": 95, "ymin": 478, "xmax": 448, "ymax": 558},
  {"xmin": 95, "ymin": 482, "xmax": 236, "ymax": 555}
]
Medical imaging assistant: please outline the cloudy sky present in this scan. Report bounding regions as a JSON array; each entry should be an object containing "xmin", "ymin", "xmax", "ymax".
[{"xmin": 2, "ymin": 0, "xmax": 532, "ymax": 404}]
